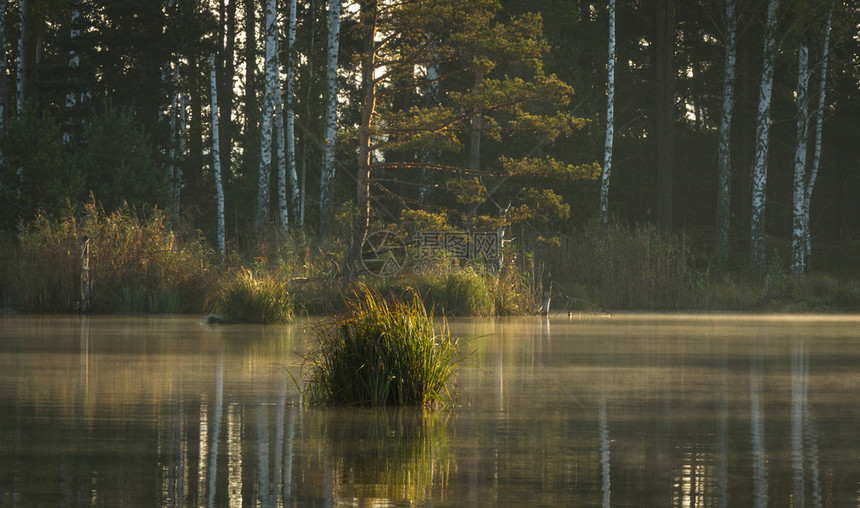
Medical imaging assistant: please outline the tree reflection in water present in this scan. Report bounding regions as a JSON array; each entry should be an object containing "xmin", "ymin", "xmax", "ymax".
[{"xmin": 2, "ymin": 315, "xmax": 860, "ymax": 505}]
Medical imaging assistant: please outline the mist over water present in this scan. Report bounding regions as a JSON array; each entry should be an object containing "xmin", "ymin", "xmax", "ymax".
[{"xmin": 1, "ymin": 314, "xmax": 859, "ymax": 506}]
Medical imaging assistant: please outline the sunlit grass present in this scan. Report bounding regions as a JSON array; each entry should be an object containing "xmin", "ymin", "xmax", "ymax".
[
  {"xmin": 212, "ymin": 270, "xmax": 294, "ymax": 324},
  {"xmin": 304, "ymin": 287, "xmax": 459, "ymax": 407}
]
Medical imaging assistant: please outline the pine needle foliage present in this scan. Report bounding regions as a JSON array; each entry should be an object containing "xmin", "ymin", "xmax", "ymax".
[{"xmin": 305, "ymin": 287, "xmax": 459, "ymax": 407}]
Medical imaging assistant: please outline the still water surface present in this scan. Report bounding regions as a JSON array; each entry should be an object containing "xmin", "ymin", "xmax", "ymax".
[{"xmin": 1, "ymin": 314, "xmax": 860, "ymax": 506}]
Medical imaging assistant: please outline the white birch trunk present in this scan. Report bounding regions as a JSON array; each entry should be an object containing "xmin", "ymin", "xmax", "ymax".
[
  {"xmin": 63, "ymin": 0, "xmax": 80, "ymax": 144},
  {"xmin": 275, "ymin": 80, "xmax": 289, "ymax": 234},
  {"xmin": 804, "ymin": 3, "xmax": 834, "ymax": 264},
  {"xmin": 255, "ymin": 0, "xmax": 278, "ymax": 229},
  {"xmin": 599, "ymin": 0, "xmax": 616, "ymax": 231},
  {"xmin": 210, "ymin": 54, "xmax": 226, "ymax": 258},
  {"xmin": 791, "ymin": 44, "xmax": 810, "ymax": 276},
  {"xmin": 749, "ymin": 0, "xmax": 779, "ymax": 272},
  {"xmin": 715, "ymin": 0, "xmax": 736, "ymax": 260},
  {"xmin": 320, "ymin": 0, "xmax": 341, "ymax": 237},
  {"xmin": 270, "ymin": 6, "xmax": 289, "ymax": 234},
  {"xmin": 286, "ymin": 0, "xmax": 300, "ymax": 223}
]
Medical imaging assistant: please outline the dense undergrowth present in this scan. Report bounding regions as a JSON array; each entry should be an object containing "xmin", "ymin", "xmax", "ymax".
[{"xmin": 1, "ymin": 203, "xmax": 859, "ymax": 318}]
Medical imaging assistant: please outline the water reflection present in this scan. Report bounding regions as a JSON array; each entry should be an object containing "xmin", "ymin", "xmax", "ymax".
[
  {"xmin": 750, "ymin": 343, "xmax": 768, "ymax": 508},
  {"xmin": 599, "ymin": 387, "xmax": 611, "ymax": 508},
  {"xmin": 2, "ymin": 315, "xmax": 860, "ymax": 505}
]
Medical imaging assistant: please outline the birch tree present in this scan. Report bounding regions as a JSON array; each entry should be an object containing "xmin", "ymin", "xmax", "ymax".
[
  {"xmin": 750, "ymin": 0, "xmax": 779, "ymax": 272},
  {"xmin": 715, "ymin": 0, "xmax": 736, "ymax": 262},
  {"xmin": 210, "ymin": 54, "xmax": 225, "ymax": 258},
  {"xmin": 270, "ymin": 7, "xmax": 289, "ymax": 234},
  {"xmin": 803, "ymin": 2, "xmax": 834, "ymax": 263},
  {"xmin": 598, "ymin": 0, "xmax": 616, "ymax": 231},
  {"xmin": 791, "ymin": 44, "xmax": 810, "ymax": 276},
  {"xmin": 285, "ymin": 0, "xmax": 300, "ymax": 223},
  {"xmin": 255, "ymin": 0, "xmax": 278, "ymax": 229},
  {"xmin": 320, "ymin": 0, "xmax": 341, "ymax": 237}
]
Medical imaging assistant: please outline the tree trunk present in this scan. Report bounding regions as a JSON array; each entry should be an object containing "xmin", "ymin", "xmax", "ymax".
[
  {"xmin": 217, "ymin": 0, "xmax": 237, "ymax": 178},
  {"xmin": 599, "ymin": 0, "xmax": 616, "ymax": 231},
  {"xmin": 791, "ymin": 44, "xmax": 810, "ymax": 276},
  {"xmin": 300, "ymin": 0, "xmax": 317, "ymax": 229},
  {"xmin": 343, "ymin": 0, "xmax": 377, "ymax": 286},
  {"xmin": 715, "ymin": 0, "xmax": 736, "ymax": 263},
  {"xmin": 654, "ymin": 0, "xmax": 675, "ymax": 235},
  {"xmin": 274, "ymin": 50, "xmax": 290, "ymax": 233},
  {"xmin": 750, "ymin": 0, "xmax": 779, "ymax": 272},
  {"xmin": 286, "ymin": 0, "xmax": 300, "ymax": 223},
  {"xmin": 16, "ymin": 0, "xmax": 28, "ymax": 116},
  {"xmin": 244, "ymin": 0, "xmax": 259, "ymax": 177},
  {"xmin": 255, "ymin": 0, "xmax": 278, "ymax": 229},
  {"xmin": 469, "ymin": 71, "xmax": 484, "ymax": 176},
  {"xmin": 187, "ymin": 53, "xmax": 204, "ymax": 204},
  {"xmin": 210, "ymin": 54, "xmax": 226, "ymax": 259},
  {"xmin": 419, "ymin": 55, "xmax": 439, "ymax": 204},
  {"xmin": 320, "ymin": 0, "xmax": 341, "ymax": 237},
  {"xmin": 0, "ymin": 0, "xmax": 8, "ymax": 135},
  {"xmin": 804, "ymin": 2, "xmax": 834, "ymax": 265},
  {"xmin": 169, "ymin": 63, "xmax": 181, "ymax": 216},
  {"xmin": 63, "ymin": 0, "xmax": 81, "ymax": 144}
]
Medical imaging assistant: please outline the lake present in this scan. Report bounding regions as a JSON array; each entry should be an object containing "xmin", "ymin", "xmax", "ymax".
[{"xmin": 1, "ymin": 314, "xmax": 859, "ymax": 506}]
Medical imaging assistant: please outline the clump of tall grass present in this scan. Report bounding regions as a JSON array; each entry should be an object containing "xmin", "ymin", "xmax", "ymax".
[
  {"xmin": 305, "ymin": 287, "xmax": 459, "ymax": 407},
  {"xmin": 419, "ymin": 268, "xmax": 495, "ymax": 316},
  {"xmin": 211, "ymin": 270, "xmax": 294, "ymax": 324},
  {"xmin": 381, "ymin": 253, "xmax": 496, "ymax": 316}
]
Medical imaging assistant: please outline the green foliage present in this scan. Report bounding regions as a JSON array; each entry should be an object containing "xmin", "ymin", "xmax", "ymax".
[
  {"xmin": 500, "ymin": 156, "xmax": 600, "ymax": 181},
  {"xmin": 305, "ymin": 287, "xmax": 459, "ymax": 407},
  {"xmin": 0, "ymin": 108, "xmax": 82, "ymax": 227},
  {"xmin": 76, "ymin": 103, "xmax": 165, "ymax": 212},
  {"xmin": 417, "ymin": 268, "xmax": 496, "ymax": 317},
  {"xmin": 0, "ymin": 103, "xmax": 165, "ymax": 228},
  {"xmin": 212, "ymin": 270, "xmax": 294, "ymax": 324}
]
